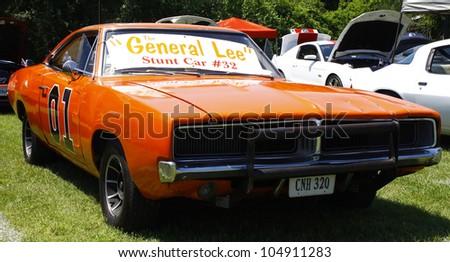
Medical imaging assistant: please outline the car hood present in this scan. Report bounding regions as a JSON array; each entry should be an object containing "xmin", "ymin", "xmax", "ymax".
[
  {"xmin": 104, "ymin": 77, "xmax": 432, "ymax": 121},
  {"xmin": 329, "ymin": 10, "xmax": 411, "ymax": 62},
  {"xmin": 0, "ymin": 18, "xmax": 28, "ymax": 63}
]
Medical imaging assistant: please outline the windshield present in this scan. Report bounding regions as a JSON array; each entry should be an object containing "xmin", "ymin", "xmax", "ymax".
[
  {"xmin": 320, "ymin": 44, "xmax": 334, "ymax": 61},
  {"xmin": 396, "ymin": 46, "xmax": 421, "ymax": 65},
  {"xmin": 102, "ymin": 29, "xmax": 280, "ymax": 78}
]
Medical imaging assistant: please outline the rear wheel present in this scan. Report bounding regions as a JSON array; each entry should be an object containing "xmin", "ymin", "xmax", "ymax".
[
  {"xmin": 325, "ymin": 74, "xmax": 343, "ymax": 87},
  {"xmin": 99, "ymin": 141, "xmax": 159, "ymax": 231},
  {"xmin": 22, "ymin": 115, "xmax": 53, "ymax": 165}
]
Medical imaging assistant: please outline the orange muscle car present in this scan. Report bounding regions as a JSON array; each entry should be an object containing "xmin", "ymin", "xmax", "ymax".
[{"xmin": 8, "ymin": 23, "xmax": 442, "ymax": 231}]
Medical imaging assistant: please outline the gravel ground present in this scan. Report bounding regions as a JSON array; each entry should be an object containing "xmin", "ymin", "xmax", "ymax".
[{"xmin": 0, "ymin": 212, "xmax": 22, "ymax": 242}]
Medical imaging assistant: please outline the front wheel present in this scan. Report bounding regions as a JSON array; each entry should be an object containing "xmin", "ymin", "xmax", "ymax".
[
  {"xmin": 325, "ymin": 74, "xmax": 343, "ymax": 87},
  {"xmin": 99, "ymin": 141, "xmax": 159, "ymax": 231}
]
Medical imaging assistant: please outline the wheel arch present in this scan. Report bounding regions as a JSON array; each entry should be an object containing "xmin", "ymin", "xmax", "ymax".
[
  {"xmin": 375, "ymin": 89, "xmax": 403, "ymax": 99},
  {"xmin": 15, "ymin": 100, "xmax": 26, "ymax": 122},
  {"xmin": 91, "ymin": 130, "xmax": 124, "ymax": 172}
]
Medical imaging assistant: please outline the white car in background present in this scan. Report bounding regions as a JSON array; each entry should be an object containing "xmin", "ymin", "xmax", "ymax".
[
  {"xmin": 272, "ymin": 10, "xmax": 410, "ymax": 87},
  {"xmin": 272, "ymin": 40, "xmax": 353, "ymax": 87},
  {"xmin": 351, "ymin": 39, "xmax": 450, "ymax": 135}
]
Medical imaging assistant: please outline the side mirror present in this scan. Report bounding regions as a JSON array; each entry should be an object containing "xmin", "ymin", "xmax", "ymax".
[
  {"xmin": 304, "ymin": 54, "xmax": 318, "ymax": 61},
  {"xmin": 62, "ymin": 60, "xmax": 81, "ymax": 81},
  {"xmin": 62, "ymin": 60, "xmax": 78, "ymax": 73}
]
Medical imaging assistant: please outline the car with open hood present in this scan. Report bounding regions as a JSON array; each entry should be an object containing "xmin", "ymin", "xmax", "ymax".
[
  {"xmin": 329, "ymin": 10, "xmax": 411, "ymax": 69},
  {"xmin": 271, "ymin": 10, "xmax": 411, "ymax": 87},
  {"xmin": 0, "ymin": 18, "xmax": 28, "ymax": 106},
  {"xmin": 271, "ymin": 40, "xmax": 354, "ymax": 87},
  {"xmin": 8, "ymin": 23, "xmax": 442, "ymax": 231}
]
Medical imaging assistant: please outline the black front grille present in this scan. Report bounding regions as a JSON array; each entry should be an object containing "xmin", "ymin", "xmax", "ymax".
[
  {"xmin": 173, "ymin": 121, "xmax": 316, "ymax": 159},
  {"xmin": 321, "ymin": 120, "xmax": 435, "ymax": 152},
  {"xmin": 173, "ymin": 119, "xmax": 435, "ymax": 159},
  {"xmin": 322, "ymin": 132, "xmax": 390, "ymax": 151}
]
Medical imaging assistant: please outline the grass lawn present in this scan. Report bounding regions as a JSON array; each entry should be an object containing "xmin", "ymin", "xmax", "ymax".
[{"xmin": 1, "ymin": 109, "xmax": 449, "ymax": 241}]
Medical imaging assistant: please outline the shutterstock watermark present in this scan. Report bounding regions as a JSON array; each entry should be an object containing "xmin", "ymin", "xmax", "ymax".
[{"xmin": 101, "ymin": 103, "xmax": 349, "ymax": 140}]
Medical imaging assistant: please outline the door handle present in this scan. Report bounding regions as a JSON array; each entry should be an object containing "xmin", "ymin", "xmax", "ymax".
[
  {"xmin": 39, "ymin": 86, "xmax": 49, "ymax": 97},
  {"xmin": 418, "ymin": 82, "xmax": 427, "ymax": 86}
]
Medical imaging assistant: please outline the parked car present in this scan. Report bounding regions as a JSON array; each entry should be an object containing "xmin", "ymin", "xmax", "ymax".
[
  {"xmin": 351, "ymin": 39, "xmax": 450, "ymax": 135},
  {"xmin": 329, "ymin": 10, "xmax": 410, "ymax": 69},
  {"xmin": 0, "ymin": 17, "xmax": 28, "ymax": 106},
  {"xmin": 8, "ymin": 23, "xmax": 442, "ymax": 231},
  {"xmin": 395, "ymin": 32, "xmax": 432, "ymax": 59},
  {"xmin": 272, "ymin": 10, "xmax": 411, "ymax": 87},
  {"xmin": 272, "ymin": 40, "xmax": 353, "ymax": 87},
  {"xmin": 156, "ymin": 15, "xmax": 218, "ymax": 26}
]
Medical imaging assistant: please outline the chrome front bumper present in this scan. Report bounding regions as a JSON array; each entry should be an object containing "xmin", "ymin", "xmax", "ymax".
[{"xmin": 159, "ymin": 147, "xmax": 442, "ymax": 183}]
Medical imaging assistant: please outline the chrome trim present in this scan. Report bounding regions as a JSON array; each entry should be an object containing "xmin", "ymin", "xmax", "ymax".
[
  {"xmin": 175, "ymin": 119, "xmax": 320, "ymax": 130},
  {"xmin": 158, "ymin": 147, "xmax": 442, "ymax": 183}
]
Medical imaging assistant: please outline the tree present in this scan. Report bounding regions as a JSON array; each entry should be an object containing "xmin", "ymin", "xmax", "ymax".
[{"xmin": 0, "ymin": 0, "xmax": 445, "ymax": 61}]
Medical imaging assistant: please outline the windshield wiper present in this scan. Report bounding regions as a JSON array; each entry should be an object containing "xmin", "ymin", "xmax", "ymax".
[
  {"xmin": 172, "ymin": 71, "xmax": 201, "ymax": 77},
  {"xmin": 217, "ymin": 71, "xmax": 275, "ymax": 80},
  {"xmin": 116, "ymin": 67, "xmax": 202, "ymax": 77},
  {"xmin": 117, "ymin": 68, "xmax": 176, "ymax": 75}
]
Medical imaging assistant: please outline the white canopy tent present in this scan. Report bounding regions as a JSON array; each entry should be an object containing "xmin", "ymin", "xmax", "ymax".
[
  {"xmin": 401, "ymin": 0, "xmax": 450, "ymax": 38},
  {"xmin": 402, "ymin": 0, "xmax": 450, "ymax": 14},
  {"xmin": 390, "ymin": 1, "xmax": 450, "ymax": 62}
]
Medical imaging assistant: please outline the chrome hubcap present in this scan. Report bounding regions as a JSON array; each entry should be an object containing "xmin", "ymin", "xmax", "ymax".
[
  {"xmin": 24, "ymin": 120, "xmax": 33, "ymax": 157},
  {"xmin": 104, "ymin": 155, "xmax": 125, "ymax": 217}
]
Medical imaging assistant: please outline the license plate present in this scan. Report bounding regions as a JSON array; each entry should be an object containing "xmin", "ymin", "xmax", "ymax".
[
  {"xmin": 0, "ymin": 87, "xmax": 7, "ymax": 96},
  {"xmin": 289, "ymin": 175, "xmax": 336, "ymax": 198}
]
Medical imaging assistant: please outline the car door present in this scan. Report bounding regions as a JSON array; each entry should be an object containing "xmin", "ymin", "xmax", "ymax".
[
  {"xmin": 414, "ymin": 45, "xmax": 450, "ymax": 134},
  {"xmin": 289, "ymin": 44, "xmax": 325, "ymax": 85},
  {"xmin": 38, "ymin": 31, "xmax": 98, "ymax": 164}
]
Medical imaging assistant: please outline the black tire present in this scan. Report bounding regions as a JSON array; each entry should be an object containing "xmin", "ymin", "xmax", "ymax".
[
  {"xmin": 325, "ymin": 74, "xmax": 343, "ymax": 87},
  {"xmin": 22, "ymin": 115, "xmax": 53, "ymax": 165},
  {"xmin": 99, "ymin": 141, "xmax": 159, "ymax": 231}
]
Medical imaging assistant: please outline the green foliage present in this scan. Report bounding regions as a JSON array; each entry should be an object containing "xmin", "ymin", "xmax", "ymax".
[
  {"xmin": 408, "ymin": 14, "xmax": 447, "ymax": 40},
  {"xmin": 323, "ymin": 0, "xmax": 401, "ymax": 38},
  {"xmin": 0, "ymin": 0, "xmax": 447, "ymax": 61}
]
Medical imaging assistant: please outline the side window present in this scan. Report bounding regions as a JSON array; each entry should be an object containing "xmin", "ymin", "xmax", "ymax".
[
  {"xmin": 428, "ymin": 46, "xmax": 450, "ymax": 75},
  {"xmin": 296, "ymin": 45, "xmax": 318, "ymax": 60},
  {"xmin": 49, "ymin": 32, "xmax": 98, "ymax": 74}
]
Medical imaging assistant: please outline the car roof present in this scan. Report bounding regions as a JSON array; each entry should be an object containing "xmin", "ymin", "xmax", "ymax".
[
  {"xmin": 421, "ymin": 38, "xmax": 450, "ymax": 49},
  {"xmin": 78, "ymin": 23, "xmax": 238, "ymax": 33},
  {"xmin": 305, "ymin": 40, "xmax": 335, "ymax": 46},
  {"xmin": 156, "ymin": 15, "xmax": 218, "ymax": 27}
]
